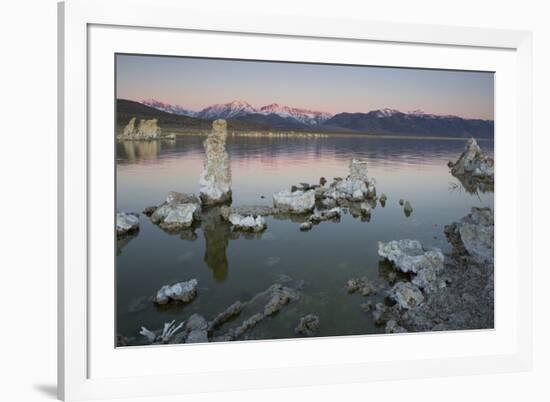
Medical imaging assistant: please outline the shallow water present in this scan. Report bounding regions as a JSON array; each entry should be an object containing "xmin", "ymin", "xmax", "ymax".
[{"xmin": 116, "ymin": 134, "xmax": 493, "ymax": 344}]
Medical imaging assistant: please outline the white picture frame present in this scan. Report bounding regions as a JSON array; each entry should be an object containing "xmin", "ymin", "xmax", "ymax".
[{"xmin": 58, "ymin": 0, "xmax": 533, "ymax": 400}]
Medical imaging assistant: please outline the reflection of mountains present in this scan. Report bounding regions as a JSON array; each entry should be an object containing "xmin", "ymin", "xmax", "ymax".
[{"xmin": 117, "ymin": 135, "xmax": 494, "ymax": 168}]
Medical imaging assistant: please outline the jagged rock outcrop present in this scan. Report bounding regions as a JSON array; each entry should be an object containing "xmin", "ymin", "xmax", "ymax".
[
  {"xmin": 378, "ymin": 240, "xmax": 444, "ymax": 275},
  {"xmin": 153, "ymin": 279, "xmax": 198, "ymax": 305},
  {"xmin": 448, "ymin": 138, "xmax": 494, "ymax": 182},
  {"xmin": 116, "ymin": 212, "xmax": 140, "ymax": 237},
  {"xmin": 199, "ymin": 119, "xmax": 232, "ymax": 205},
  {"xmin": 444, "ymin": 207, "xmax": 494, "ymax": 264},
  {"xmin": 118, "ymin": 117, "xmax": 162, "ymax": 140},
  {"xmin": 378, "ymin": 239, "xmax": 444, "ymax": 292},
  {"xmin": 273, "ymin": 189, "xmax": 315, "ymax": 214}
]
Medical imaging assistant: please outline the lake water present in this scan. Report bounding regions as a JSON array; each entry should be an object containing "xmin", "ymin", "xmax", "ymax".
[{"xmin": 116, "ymin": 134, "xmax": 494, "ymax": 344}]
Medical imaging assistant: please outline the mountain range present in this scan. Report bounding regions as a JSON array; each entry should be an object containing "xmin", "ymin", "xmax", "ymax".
[{"xmin": 135, "ymin": 99, "xmax": 494, "ymax": 138}]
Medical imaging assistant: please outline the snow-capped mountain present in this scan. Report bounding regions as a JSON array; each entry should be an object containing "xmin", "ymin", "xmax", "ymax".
[
  {"xmin": 374, "ymin": 108, "xmax": 402, "ymax": 118},
  {"xmin": 259, "ymin": 103, "xmax": 333, "ymax": 125},
  {"xmin": 140, "ymin": 99, "xmax": 333, "ymax": 126},
  {"xmin": 141, "ymin": 99, "xmax": 197, "ymax": 117},
  {"xmin": 197, "ymin": 100, "xmax": 258, "ymax": 120}
]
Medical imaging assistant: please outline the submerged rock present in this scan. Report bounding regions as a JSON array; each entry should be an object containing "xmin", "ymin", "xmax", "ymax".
[
  {"xmin": 273, "ymin": 189, "xmax": 315, "ymax": 214},
  {"xmin": 116, "ymin": 212, "xmax": 140, "ymax": 237},
  {"xmin": 153, "ymin": 279, "xmax": 198, "ymax": 305},
  {"xmin": 444, "ymin": 207, "xmax": 494, "ymax": 264},
  {"xmin": 448, "ymin": 138, "xmax": 494, "ymax": 180},
  {"xmin": 346, "ymin": 277, "xmax": 377, "ymax": 296},
  {"xmin": 199, "ymin": 119, "xmax": 232, "ymax": 205},
  {"xmin": 228, "ymin": 213, "xmax": 267, "ymax": 232},
  {"xmin": 208, "ymin": 301, "xmax": 244, "ymax": 331},
  {"xmin": 403, "ymin": 201, "xmax": 413, "ymax": 216},
  {"xmin": 295, "ymin": 314, "xmax": 320, "ymax": 336},
  {"xmin": 184, "ymin": 314, "xmax": 209, "ymax": 343},
  {"xmin": 264, "ymin": 284, "xmax": 299, "ymax": 316}
]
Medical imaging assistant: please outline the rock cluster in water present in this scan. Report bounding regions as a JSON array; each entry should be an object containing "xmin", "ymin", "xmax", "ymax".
[
  {"xmin": 199, "ymin": 119, "xmax": 232, "ymax": 205},
  {"xmin": 273, "ymin": 189, "xmax": 316, "ymax": 214},
  {"xmin": 118, "ymin": 117, "xmax": 165, "ymax": 140}
]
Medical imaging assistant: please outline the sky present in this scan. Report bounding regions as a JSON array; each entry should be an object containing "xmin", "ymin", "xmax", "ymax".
[{"xmin": 116, "ymin": 54, "xmax": 494, "ymax": 120}]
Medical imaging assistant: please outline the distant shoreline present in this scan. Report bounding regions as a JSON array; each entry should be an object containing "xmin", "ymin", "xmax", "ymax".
[{"xmin": 148, "ymin": 127, "xmax": 492, "ymax": 142}]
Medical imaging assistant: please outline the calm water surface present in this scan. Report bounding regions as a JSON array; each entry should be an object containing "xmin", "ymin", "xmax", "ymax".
[{"xmin": 116, "ymin": 135, "xmax": 494, "ymax": 343}]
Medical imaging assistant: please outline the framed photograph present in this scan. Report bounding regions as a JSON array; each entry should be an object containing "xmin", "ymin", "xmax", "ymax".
[{"xmin": 58, "ymin": 0, "xmax": 533, "ymax": 400}]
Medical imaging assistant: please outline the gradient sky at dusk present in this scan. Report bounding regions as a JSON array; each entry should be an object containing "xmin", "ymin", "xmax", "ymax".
[{"xmin": 116, "ymin": 54, "xmax": 494, "ymax": 120}]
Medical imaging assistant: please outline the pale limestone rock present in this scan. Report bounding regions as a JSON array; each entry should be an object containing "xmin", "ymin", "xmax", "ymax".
[
  {"xmin": 228, "ymin": 213, "xmax": 267, "ymax": 232},
  {"xmin": 150, "ymin": 191, "xmax": 201, "ymax": 231},
  {"xmin": 378, "ymin": 240, "xmax": 444, "ymax": 274},
  {"xmin": 449, "ymin": 138, "xmax": 494, "ymax": 178},
  {"xmin": 119, "ymin": 117, "xmax": 161, "ymax": 140},
  {"xmin": 324, "ymin": 159, "xmax": 377, "ymax": 202},
  {"xmin": 445, "ymin": 207, "xmax": 494, "ymax": 264},
  {"xmin": 136, "ymin": 118, "xmax": 161, "ymax": 139},
  {"xmin": 116, "ymin": 212, "xmax": 139, "ymax": 236},
  {"xmin": 273, "ymin": 189, "xmax": 315, "ymax": 214},
  {"xmin": 300, "ymin": 221, "xmax": 313, "ymax": 231},
  {"xmin": 153, "ymin": 279, "xmax": 198, "ymax": 305},
  {"xmin": 122, "ymin": 117, "xmax": 136, "ymax": 137},
  {"xmin": 199, "ymin": 119, "xmax": 232, "ymax": 205}
]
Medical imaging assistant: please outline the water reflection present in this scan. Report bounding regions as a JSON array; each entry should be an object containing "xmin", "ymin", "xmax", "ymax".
[
  {"xmin": 450, "ymin": 174, "xmax": 494, "ymax": 195},
  {"xmin": 118, "ymin": 139, "xmax": 176, "ymax": 162},
  {"xmin": 202, "ymin": 207, "xmax": 230, "ymax": 282}
]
